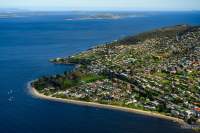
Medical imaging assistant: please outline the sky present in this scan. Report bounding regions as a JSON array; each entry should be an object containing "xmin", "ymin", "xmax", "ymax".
[{"xmin": 0, "ymin": 0, "xmax": 200, "ymax": 11}]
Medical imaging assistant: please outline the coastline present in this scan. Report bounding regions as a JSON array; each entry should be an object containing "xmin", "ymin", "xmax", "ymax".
[{"xmin": 27, "ymin": 81, "xmax": 188, "ymax": 127}]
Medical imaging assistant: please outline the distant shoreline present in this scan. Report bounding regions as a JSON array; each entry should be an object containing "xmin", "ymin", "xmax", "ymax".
[{"xmin": 27, "ymin": 81, "xmax": 187, "ymax": 127}]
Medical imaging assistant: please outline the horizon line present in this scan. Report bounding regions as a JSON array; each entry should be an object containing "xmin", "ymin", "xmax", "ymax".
[{"xmin": 0, "ymin": 8, "xmax": 200, "ymax": 12}]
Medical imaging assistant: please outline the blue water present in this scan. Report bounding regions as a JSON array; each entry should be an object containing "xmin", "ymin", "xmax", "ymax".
[{"xmin": 0, "ymin": 12, "xmax": 200, "ymax": 133}]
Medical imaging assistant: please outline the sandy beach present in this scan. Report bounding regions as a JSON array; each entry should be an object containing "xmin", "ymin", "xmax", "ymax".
[{"xmin": 27, "ymin": 81, "xmax": 187, "ymax": 127}]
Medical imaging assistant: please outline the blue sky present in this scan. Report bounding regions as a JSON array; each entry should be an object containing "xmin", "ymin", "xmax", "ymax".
[{"xmin": 0, "ymin": 0, "xmax": 200, "ymax": 11}]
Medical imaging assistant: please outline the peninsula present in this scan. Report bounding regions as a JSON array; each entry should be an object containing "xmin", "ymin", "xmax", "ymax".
[{"xmin": 30, "ymin": 25, "xmax": 200, "ymax": 130}]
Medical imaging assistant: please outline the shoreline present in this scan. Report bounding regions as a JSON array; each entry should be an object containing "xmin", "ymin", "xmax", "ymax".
[{"xmin": 27, "ymin": 81, "xmax": 188, "ymax": 127}]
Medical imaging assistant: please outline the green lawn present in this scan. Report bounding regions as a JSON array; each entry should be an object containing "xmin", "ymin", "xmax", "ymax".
[{"xmin": 81, "ymin": 74, "xmax": 105, "ymax": 83}]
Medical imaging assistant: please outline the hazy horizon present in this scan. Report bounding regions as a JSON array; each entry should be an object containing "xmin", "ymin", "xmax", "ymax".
[
  {"xmin": 0, "ymin": 0, "xmax": 200, "ymax": 11},
  {"xmin": 0, "ymin": 8, "xmax": 200, "ymax": 12}
]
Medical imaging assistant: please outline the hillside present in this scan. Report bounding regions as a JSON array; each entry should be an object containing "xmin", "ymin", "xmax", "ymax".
[{"xmin": 32, "ymin": 25, "xmax": 200, "ymax": 125}]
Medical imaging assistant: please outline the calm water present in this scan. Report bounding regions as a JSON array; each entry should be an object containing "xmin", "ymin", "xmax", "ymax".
[{"xmin": 0, "ymin": 12, "xmax": 200, "ymax": 133}]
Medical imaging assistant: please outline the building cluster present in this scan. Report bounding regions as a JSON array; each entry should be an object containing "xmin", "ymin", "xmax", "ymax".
[{"xmin": 34, "ymin": 26, "xmax": 200, "ymax": 125}]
